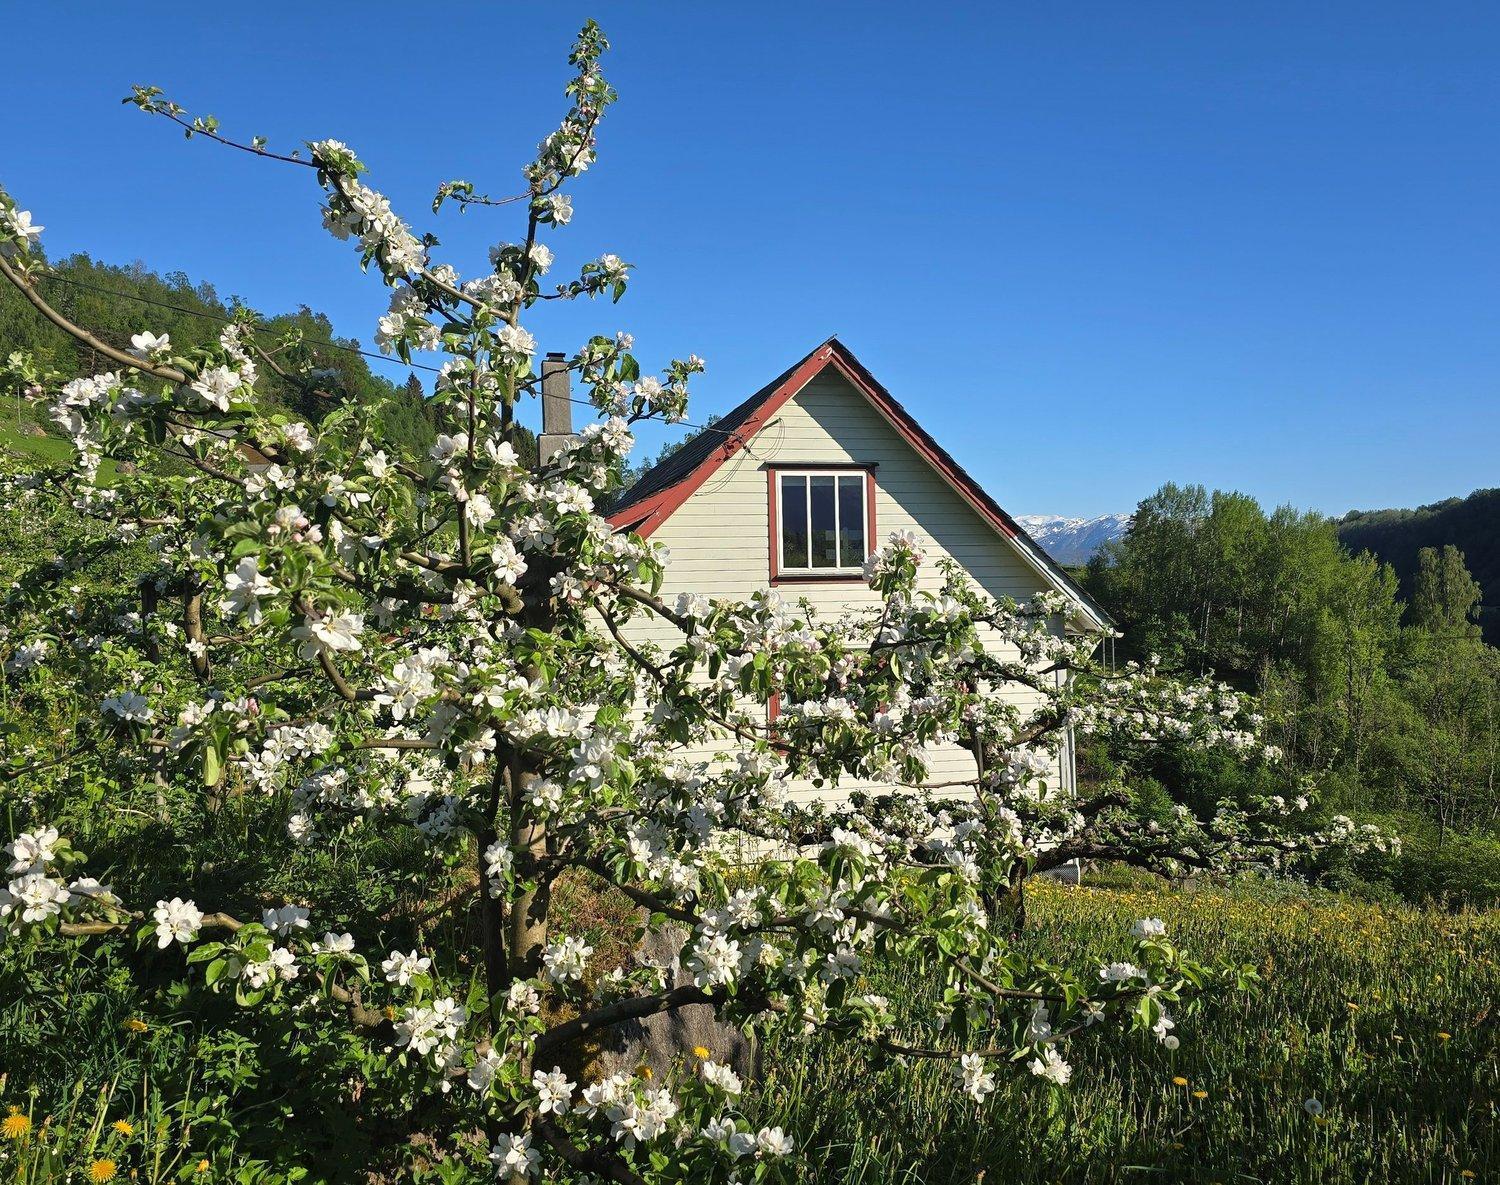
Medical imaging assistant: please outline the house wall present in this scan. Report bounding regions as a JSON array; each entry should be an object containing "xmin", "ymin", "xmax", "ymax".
[{"xmin": 622, "ymin": 368, "xmax": 1068, "ymax": 809}]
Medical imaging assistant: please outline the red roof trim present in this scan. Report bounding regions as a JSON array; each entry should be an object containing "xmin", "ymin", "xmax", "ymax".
[
  {"xmin": 607, "ymin": 343, "xmax": 834, "ymax": 537},
  {"xmin": 608, "ymin": 340, "xmax": 1016, "ymax": 543}
]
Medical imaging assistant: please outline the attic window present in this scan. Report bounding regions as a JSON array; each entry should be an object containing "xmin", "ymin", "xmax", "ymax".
[{"xmin": 775, "ymin": 471, "xmax": 869, "ymax": 574}]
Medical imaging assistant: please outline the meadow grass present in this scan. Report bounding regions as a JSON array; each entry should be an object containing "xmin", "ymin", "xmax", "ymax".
[{"xmin": 756, "ymin": 875, "xmax": 1499, "ymax": 1184}]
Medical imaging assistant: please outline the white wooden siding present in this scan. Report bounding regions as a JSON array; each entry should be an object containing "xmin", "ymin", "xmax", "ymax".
[{"xmin": 624, "ymin": 369, "xmax": 1067, "ymax": 808}]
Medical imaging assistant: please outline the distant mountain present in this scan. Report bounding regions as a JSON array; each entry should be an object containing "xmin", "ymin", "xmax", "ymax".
[
  {"xmin": 1338, "ymin": 488, "xmax": 1499, "ymax": 646},
  {"xmin": 1015, "ymin": 513, "xmax": 1132, "ymax": 566}
]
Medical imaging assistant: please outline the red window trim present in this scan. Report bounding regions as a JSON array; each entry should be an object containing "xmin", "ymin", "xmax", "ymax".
[{"xmin": 767, "ymin": 465, "xmax": 878, "ymax": 586}]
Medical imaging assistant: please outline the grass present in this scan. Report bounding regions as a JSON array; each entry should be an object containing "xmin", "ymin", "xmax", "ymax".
[
  {"xmin": 0, "ymin": 418, "xmax": 71, "ymax": 464},
  {"xmin": 2, "ymin": 857, "xmax": 1494, "ymax": 1183},
  {"xmin": 756, "ymin": 873, "xmax": 1499, "ymax": 1184},
  {"xmin": 0, "ymin": 416, "xmax": 118, "ymax": 482}
]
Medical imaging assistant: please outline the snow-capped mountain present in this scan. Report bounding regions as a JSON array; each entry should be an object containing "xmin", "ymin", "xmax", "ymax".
[{"xmin": 1014, "ymin": 513, "xmax": 1132, "ymax": 566}]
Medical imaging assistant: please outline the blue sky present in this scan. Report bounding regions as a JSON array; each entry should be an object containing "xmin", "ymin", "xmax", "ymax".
[{"xmin": 7, "ymin": 2, "xmax": 1498, "ymax": 518}]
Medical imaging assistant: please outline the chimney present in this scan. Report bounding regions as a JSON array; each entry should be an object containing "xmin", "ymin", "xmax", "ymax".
[{"xmin": 538, "ymin": 352, "xmax": 575, "ymax": 465}]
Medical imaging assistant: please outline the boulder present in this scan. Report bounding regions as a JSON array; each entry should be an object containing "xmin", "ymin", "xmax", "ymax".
[{"xmin": 585, "ymin": 918, "xmax": 757, "ymax": 1083}]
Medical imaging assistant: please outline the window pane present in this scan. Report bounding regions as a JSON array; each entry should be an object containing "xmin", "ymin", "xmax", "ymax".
[
  {"xmin": 809, "ymin": 476, "xmax": 838, "ymax": 568},
  {"xmin": 838, "ymin": 475, "xmax": 866, "ymax": 567},
  {"xmin": 780, "ymin": 476, "xmax": 808, "ymax": 570}
]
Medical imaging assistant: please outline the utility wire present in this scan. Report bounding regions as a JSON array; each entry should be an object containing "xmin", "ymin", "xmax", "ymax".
[{"xmin": 29, "ymin": 270, "xmax": 759, "ymax": 450}]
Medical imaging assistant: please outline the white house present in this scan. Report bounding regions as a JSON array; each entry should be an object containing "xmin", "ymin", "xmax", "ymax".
[{"xmin": 552, "ymin": 337, "xmax": 1111, "ymax": 810}]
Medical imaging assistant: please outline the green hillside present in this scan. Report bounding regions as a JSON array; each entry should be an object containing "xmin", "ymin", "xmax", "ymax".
[{"xmin": 1339, "ymin": 489, "xmax": 1500, "ymax": 644}]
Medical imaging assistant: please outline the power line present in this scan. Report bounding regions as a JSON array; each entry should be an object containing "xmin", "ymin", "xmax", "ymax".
[{"xmin": 29, "ymin": 270, "xmax": 755, "ymax": 448}]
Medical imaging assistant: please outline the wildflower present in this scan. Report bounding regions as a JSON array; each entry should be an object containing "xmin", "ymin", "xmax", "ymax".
[
  {"xmin": 113, "ymin": 1119, "xmax": 135, "ymax": 1137},
  {"xmin": 89, "ymin": 1159, "xmax": 118, "ymax": 1182},
  {"xmin": 1192, "ymin": 1090, "xmax": 1208, "ymax": 1100},
  {"xmin": 692, "ymin": 1045, "xmax": 711, "ymax": 1060},
  {"xmin": 3, "ymin": 1111, "xmax": 31, "ymax": 1139},
  {"xmin": 195, "ymin": 1160, "xmax": 210, "ymax": 1174},
  {"xmin": 1131, "ymin": 917, "xmax": 1167, "ymax": 940},
  {"xmin": 1303, "ymin": 1097, "xmax": 1324, "ymax": 1117},
  {"xmin": 124, "ymin": 1018, "xmax": 149, "ymax": 1033},
  {"xmin": 1437, "ymin": 1032, "xmax": 1451, "ymax": 1041},
  {"xmin": 1172, "ymin": 1076, "xmax": 1189, "ymax": 1087}
]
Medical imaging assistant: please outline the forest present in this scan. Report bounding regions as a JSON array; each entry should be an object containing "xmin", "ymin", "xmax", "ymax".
[
  {"xmin": 1085, "ymin": 482, "xmax": 1500, "ymax": 902},
  {"xmin": 0, "ymin": 251, "xmax": 441, "ymax": 461}
]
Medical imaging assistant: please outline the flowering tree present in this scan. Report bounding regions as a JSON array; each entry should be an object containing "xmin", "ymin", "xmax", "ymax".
[{"xmin": 0, "ymin": 23, "xmax": 1391, "ymax": 1183}]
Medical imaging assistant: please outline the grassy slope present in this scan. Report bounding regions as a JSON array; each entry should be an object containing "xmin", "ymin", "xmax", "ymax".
[
  {"xmin": 759, "ymin": 875, "xmax": 1498, "ymax": 1184},
  {"xmin": 0, "ymin": 419, "xmax": 70, "ymax": 464}
]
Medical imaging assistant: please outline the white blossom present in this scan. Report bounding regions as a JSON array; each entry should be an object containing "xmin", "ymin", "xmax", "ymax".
[{"xmin": 152, "ymin": 897, "xmax": 204, "ymax": 948}]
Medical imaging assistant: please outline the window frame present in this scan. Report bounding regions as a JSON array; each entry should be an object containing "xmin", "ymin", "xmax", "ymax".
[{"xmin": 767, "ymin": 464, "xmax": 877, "ymax": 584}]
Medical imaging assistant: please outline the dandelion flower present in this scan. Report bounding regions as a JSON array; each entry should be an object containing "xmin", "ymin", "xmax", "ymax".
[
  {"xmin": 1303, "ymin": 1098, "xmax": 1324, "ymax": 1117},
  {"xmin": 89, "ymin": 1159, "xmax": 118, "ymax": 1182},
  {"xmin": 692, "ymin": 1046, "xmax": 711, "ymax": 1060},
  {"xmin": 195, "ymin": 1160, "xmax": 211, "ymax": 1174},
  {"xmin": 124, "ymin": 1019, "xmax": 149, "ymax": 1034},
  {"xmin": 1172, "ymin": 1076, "xmax": 1189, "ymax": 1087},
  {"xmin": 2, "ymin": 1111, "xmax": 31, "ymax": 1139},
  {"xmin": 112, "ymin": 1120, "xmax": 135, "ymax": 1137},
  {"xmin": 1437, "ymin": 1032, "xmax": 1452, "ymax": 1041},
  {"xmin": 1192, "ymin": 1090, "xmax": 1208, "ymax": 1099}
]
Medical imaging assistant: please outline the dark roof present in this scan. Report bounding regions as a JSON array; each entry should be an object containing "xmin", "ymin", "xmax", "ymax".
[
  {"xmin": 610, "ymin": 341, "xmax": 830, "ymax": 519},
  {"xmin": 610, "ymin": 336, "xmax": 1113, "ymax": 629}
]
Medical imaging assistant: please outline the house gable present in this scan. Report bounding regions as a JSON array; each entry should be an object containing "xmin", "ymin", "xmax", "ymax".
[{"xmin": 609, "ymin": 338, "xmax": 1111, "ymax": 632}]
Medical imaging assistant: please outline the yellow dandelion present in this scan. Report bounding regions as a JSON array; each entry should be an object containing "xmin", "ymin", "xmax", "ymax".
[
  {"xmin": 1192, "ymin": 1090, "xmax": 1208, "ymax": 1099},
  {"xmin": 113, "ymin": 1120, "xmax": 135, "ymax": 1137},
  {"xmin": 1346, "ymin": 1002, "xmax": 1359, "ymax": 1011},
  {"xmin": 195, "ymin": 1159, "xmax": 211, "ymax": 1174},
  {"xmin": 1438, "ymin": 1032, "xmax": 1452, "ymax": 1041},
  {"xmin": 637, "ymin": 1064, "xmax": 653, "ymax": 1081},
  {"xmin": 3, "ymin": 1111, "xmax": 32, "ymax": 1139},
  {"xmin": 691, "ymin": 1046, "xmax": 711, "ymax": 1060},
  {"xmin": 89, "ymin": 1159, "xmax": 119, "ymax": 1183},
  {"xmin": 124, "ymin": 1019, "xmax": 149, "ymax": 1034},
  {"xmin": 1460, "ymin": 1171, "xmax": 1476, "ymax": 1179},
  {"xmin": 1172, "ymin": 1076, "xmax": 1189, "ymax": 1087}
]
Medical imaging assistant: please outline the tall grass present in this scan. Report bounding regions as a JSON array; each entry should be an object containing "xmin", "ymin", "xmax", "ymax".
[{"xmin": 756, "ymin": 876, "xmax": 1499, "ymax": 1184}]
